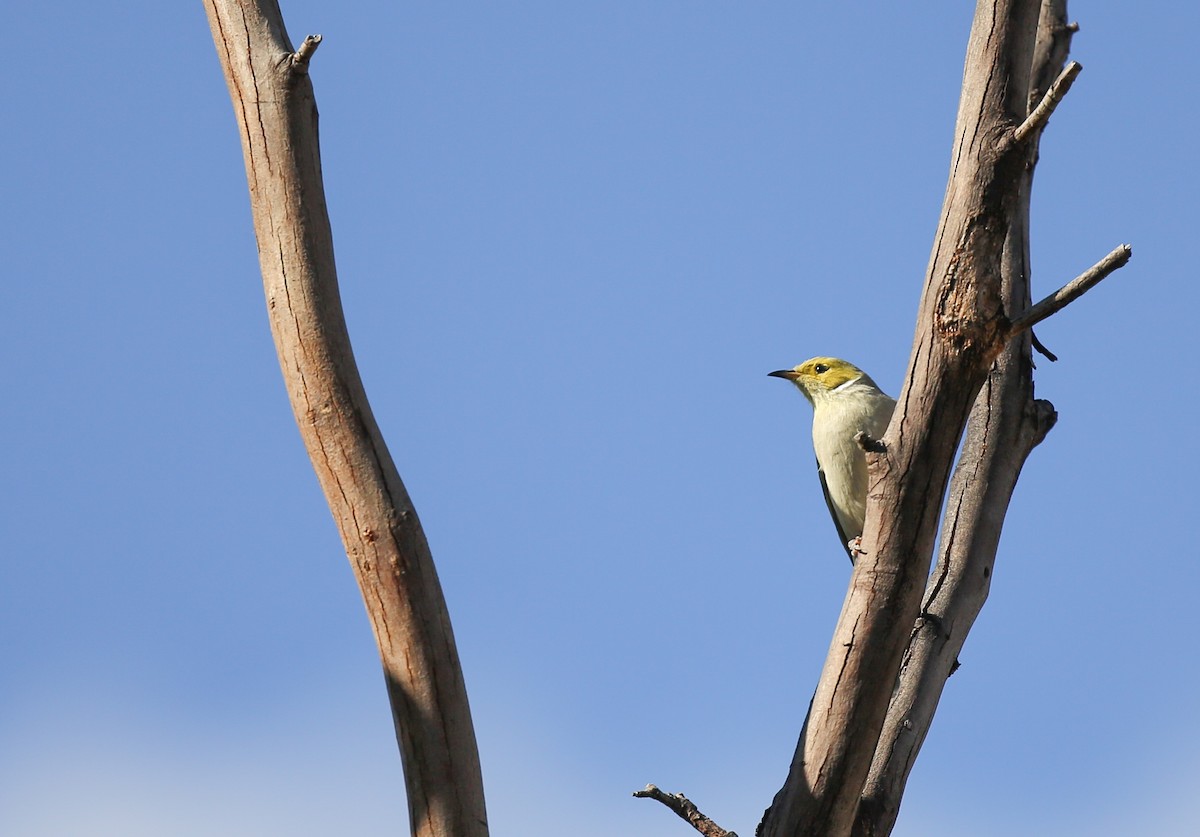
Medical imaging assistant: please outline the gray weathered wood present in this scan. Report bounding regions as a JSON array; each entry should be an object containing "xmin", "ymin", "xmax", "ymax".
[
  {"xmin": 758, "ymin": 2, "xmax": 1048, "ymax": 834},
  {"xmin": 851, "ymin": 6, "xmax": 1075, "ymax": 834},
  {"xmin": 201, "ymin": 4, "xmax": 488, "ymax": 836}
]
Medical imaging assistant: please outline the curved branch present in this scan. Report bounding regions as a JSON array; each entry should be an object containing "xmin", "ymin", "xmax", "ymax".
[
  {"xmin": 201, "ymin": 3, "xmax": 488, "ymax": 836},
  {"xmin": 1030, "ymin": 330, "xmax": 1059, "ymax": 362}
]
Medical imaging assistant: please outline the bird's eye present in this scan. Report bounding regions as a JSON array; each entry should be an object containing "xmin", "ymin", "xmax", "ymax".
[{"xmin": 814, "ymin": 364, "xmax": 829, "ymax": 374}]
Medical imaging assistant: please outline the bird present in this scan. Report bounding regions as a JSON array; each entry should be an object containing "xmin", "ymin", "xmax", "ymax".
[{"xmin": 769, "ymin": 357, "xmax": 896, "ymax": 562}]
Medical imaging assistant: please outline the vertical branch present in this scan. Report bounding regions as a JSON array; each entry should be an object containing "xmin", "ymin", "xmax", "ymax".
[
  {"xmin": 853, "ymin": 3, "xmax": 1074, "ymax": 834},
  {"xmin": 759, "ymin": 2, "xmax": 1044, "ymax": 835},
  {"xmin": 201, "ymin": 3, "xmax": 488, "ymax": 836}
]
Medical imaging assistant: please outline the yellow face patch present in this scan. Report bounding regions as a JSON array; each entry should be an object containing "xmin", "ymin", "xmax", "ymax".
[{"xmin": 795, "ymin": 357, "xmax": 863, "ymax": 392}]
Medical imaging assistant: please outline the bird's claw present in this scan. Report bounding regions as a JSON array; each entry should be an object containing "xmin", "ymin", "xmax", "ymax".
[{"xmin": 847, "ymin": 536, "xmax": 866, "ymax": 562}]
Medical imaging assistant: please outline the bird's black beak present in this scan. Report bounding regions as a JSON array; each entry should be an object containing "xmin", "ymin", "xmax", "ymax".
[{"xmin": 768, "ymin": 369, "xmax": 799, "ymax": 381}]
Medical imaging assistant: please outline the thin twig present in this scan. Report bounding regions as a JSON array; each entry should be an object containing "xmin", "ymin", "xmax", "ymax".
[
  {"xmin": 633, "ymin": 785, "xmax": 738, "ymax": 837},
  {"xmin": 1030, "ymin": 330, "xmax": 1058, "ymax": 362},
  {"xmin": 1015, "ymin": 60, "xmax": 1081, "ymax": 142},
  {"xmin": 1009, "ymin": 244, "xmax": 1132, "ymax": 335},
  {"xmin": 291, "ymin": 34, "xmax": 323, "ymax": 71}
]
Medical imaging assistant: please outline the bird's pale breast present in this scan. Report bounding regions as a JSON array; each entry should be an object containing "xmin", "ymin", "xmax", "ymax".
[{"xmin": 812, "ymin": 394, "xmax": 893, "ymax": 541}]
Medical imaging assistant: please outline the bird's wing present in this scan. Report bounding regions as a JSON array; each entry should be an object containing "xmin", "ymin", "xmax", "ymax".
[{"xmin": 817, "ymin": 462, "xmax": 855, "ymax": 564}]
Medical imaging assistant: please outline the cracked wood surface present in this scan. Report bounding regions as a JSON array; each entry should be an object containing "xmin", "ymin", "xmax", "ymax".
[
  {"xmin": 758, "ymin": 2, "xmax": 1050, "ymax": 835},
  {"xmin": 852, "ymin": 5, "xmax": 1075, "ymax": 833}
]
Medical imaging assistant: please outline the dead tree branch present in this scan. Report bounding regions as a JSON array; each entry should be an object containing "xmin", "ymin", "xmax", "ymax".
[
  {"xmin": 633, "ymin": 785, "xmax": 739, "ymax": 837},
  {"xmin": 1009, "ymin": 244, "xmax": 1132, "ymax": 334},
  {"xmin": 1030, "ymin": 331, "xmax": 1058, "ymax": 362},
  {"xmin": 201, "ymin": 3, "xmax": 487, "ymax": 836},
  {"xmin": 291, "ymin": 33, "xmax": 322, "ymax": 70},
  {"xmin": 757, "ymin": 1, "xmax": 1107, "ymax": 835},
  {"xmin": 1015, "ymin": 60, "xmax": 1082, "ymax": 141},
  {"xmin": 853, "ymin": 3, "xmax": 1101, "ymax": 834}
]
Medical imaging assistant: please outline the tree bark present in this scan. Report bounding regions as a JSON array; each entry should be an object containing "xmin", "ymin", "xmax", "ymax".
[
  {"xmin": 758, "ymin": 2, "xmax": 1052, "ymax": 834},
  {"xmin": 852, "ymin": 6, "xmax": 1074, "ymax": 834},
  {"xmin": 201, "ymin": 3, "xmax": 488, "ymax": 836}
]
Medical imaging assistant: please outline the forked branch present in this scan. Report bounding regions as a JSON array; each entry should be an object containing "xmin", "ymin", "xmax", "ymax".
[
  {"xmin": 854, "ymin": 3, "xmax": 1120, "ymax": 834},
  {"xmin": 758, "ymin": 3, "xmax": 1050, "ymax": 833}
]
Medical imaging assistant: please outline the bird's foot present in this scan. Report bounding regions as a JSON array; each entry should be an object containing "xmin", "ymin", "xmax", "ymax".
[{"xmin": 847, "ymin": 536, "xmax": 866, "ymax": 563}]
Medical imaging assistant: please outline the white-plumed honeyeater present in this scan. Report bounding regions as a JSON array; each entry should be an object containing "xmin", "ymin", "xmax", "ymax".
[{"xmin": 770, "ymin": 357, "xmax": 896, "ymax": 562}]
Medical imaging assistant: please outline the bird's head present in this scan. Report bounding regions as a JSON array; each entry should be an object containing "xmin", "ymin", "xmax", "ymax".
[{"xmin": 768, "ymin": 356, "xmax": 870, "ymax": 405}]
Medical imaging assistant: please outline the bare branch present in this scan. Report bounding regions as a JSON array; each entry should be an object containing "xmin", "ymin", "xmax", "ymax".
[
  {"xmin": 1015, "ymin": 60, "xmax": 1082, "ymax": 142},
  {"xmin": 854, "ymin": 357, "xmax": 1057, "ymax": 837},
  {"xmin": 633, "ymin": 785, "xmax": 738, "ymax": 837},
  {"xmin": 1030, "ymin": 330, "xmax": 1058, "ymax": 362},
  {"xmin": 1009, "ymin": 244, "xmax": 1132, "ymax": 334},
  {"xmin": 202, "ymin": 3, "xmax": 486, "ymax": 835},
  {"xmin": 291, "ymin": 33, "xmax": 322, "ymax": 71},
  {"xmin": 759, "ymin": 3, "xmax": 1048, "ymax": 833},
  {"xmin": 854, "ymin": 4, "xmax": 1083, "ymax": 832}
]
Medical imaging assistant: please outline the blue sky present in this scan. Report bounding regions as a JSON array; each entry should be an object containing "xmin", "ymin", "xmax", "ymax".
[{"xmin": 3, "ymin": 2, "xmax": 1197, "ymax": 835}]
